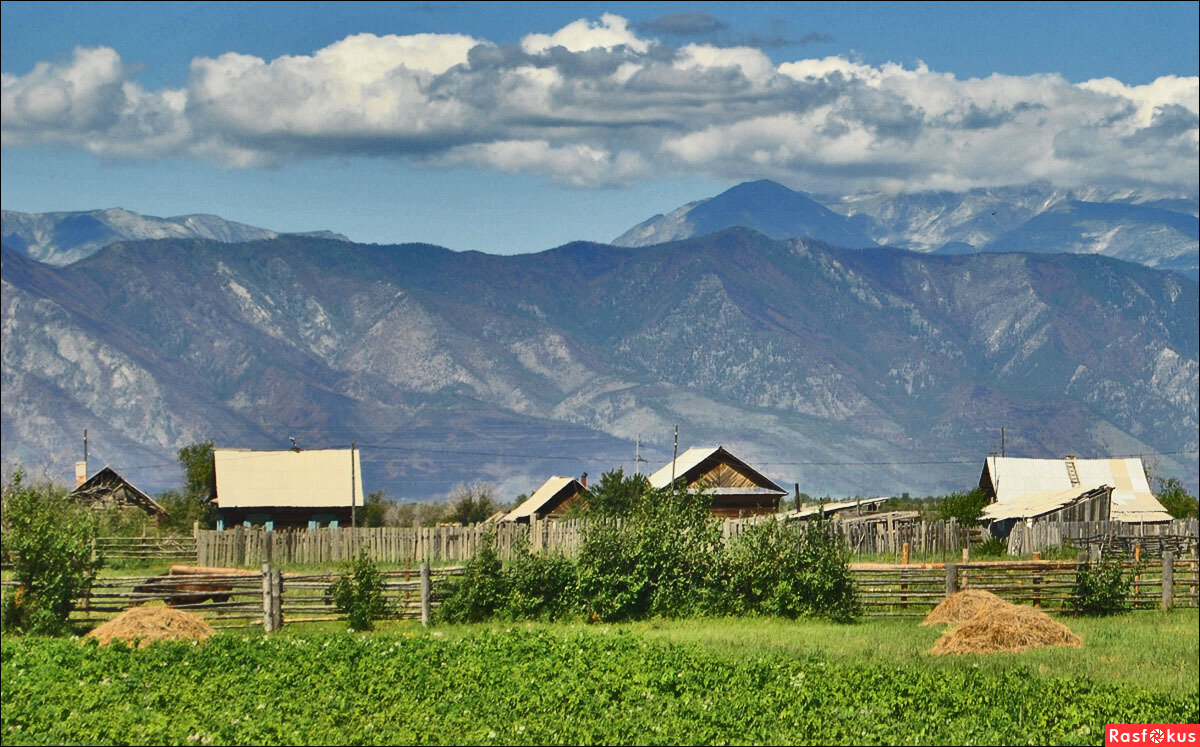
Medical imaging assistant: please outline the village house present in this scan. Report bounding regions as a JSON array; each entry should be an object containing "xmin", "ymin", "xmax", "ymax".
[
  {"xmin": 212, "ymin": 448, "xmax": 362, "ymax": 530},
  {"xmin": 977, "ymin": 456, "xmax": 1172, "ymax": 534},
  {"xmin": 501, "ymin": 475, "xmax": 588, "ymax": 523},
  {"xmin": 70, "ymin": 466, "xmax": 166, "ymax": 519},
  {"xmin": 648, "ymin": 446, "xmax": 787, "ymax": 518}
]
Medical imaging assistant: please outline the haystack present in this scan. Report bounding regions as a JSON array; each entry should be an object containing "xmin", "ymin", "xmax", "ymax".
[
  {"xmin": 921, "ymin": 589, "xmax": 1010, "ymax": 626},
  {"xmin": 930, "ymin": 603, "xmax": 1081, "ymax": 655},
  {"xmin": 85, "ymin": 605, "xmax": 214, "ymax": 648}
]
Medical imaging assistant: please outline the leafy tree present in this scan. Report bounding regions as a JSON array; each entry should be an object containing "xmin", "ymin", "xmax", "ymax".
[
  {"xmin": 327, "ymin": 551, "xmax": 389, "ymax": 631},
  {"xmin": 362, "ymin": 490, "xmax": 389, "ymax": 528},
  {"xmin": 577, "ymin": 468, "xmax": 653, "ymax": 517},
  {"xmin": 0, "ymin": 469, "xmax": 103, "ymax": 635},
  {"xmin": 169, "ymin": 441, "xmax": 218, "ymax": 530},
  {"xmin": 935, "ymin": 487, "xmax": 990, "ymax": 526},
  {"xmin": 444, "ymin": 482, "xmax": 499, "ymax": 525},
  {"xmin": 1155, "ymin": 477, "xmax": 1199, "ymax": 519},
  {"xmin": 156, "ymin": 488, "xmax": 218, "ymax": 534}
]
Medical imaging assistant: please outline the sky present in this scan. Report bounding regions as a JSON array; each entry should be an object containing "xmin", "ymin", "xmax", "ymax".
[{"xmin": 2, "ymin": 1, "xmax": 1198, "ymax": 254}]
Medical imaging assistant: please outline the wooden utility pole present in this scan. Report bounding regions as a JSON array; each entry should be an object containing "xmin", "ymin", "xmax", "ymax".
[
  {"xmin": 670, "ymin": 425, "xmax": 678, "ymax": 497},
  {"xmin": 350, "ymin": 441, "xmax": 357, "ymax": 530},
  {"xmin": 1001, "ymin": 427, "xmax": 1006, "ymax": 457}
]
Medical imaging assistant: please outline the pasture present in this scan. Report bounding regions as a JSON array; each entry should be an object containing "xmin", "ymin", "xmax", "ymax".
[{"xmin": 2, "ymin": 612, "xmax": 1196, "ymax": 745}]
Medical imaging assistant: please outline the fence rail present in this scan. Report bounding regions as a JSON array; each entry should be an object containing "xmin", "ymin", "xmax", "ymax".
[{"xmin": 91, "ymin": 536, "xmax": 197, "ymax": 561}]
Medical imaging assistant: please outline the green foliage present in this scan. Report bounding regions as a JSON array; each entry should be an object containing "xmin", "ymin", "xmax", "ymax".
[
  {"xmin": 155, "ymin": 488, "xmax": 218, "ymax": 534},
  {"xmin": 362, "ymin": 490, "xmax": 389, "ymax": 528},
  {"xmin": 177, "ymin": 440, "xmax": 215, "ymax": 502},
  {"xmin": 437, "ymin": 535, "xmax": 507, "ymax": 623},
  {"xmin": 935, "ymin": 487, "xmax": 990, "ymax": 526},
  {"xmin": 326, "ymin": 552, "xmax": 389, "ymax": 630},
  {"xmin": 0, "ymin": 469, "xmax": 103, "ymax": 635},
  {"xmin": 1155, "ymin": 476, "xmax": 1199, "ymax": 519},
  {"xmin": 2, "ymin": 628, "xmax": 1195, "ymax": 745},
  {"xmin": 726, "ymin": 517, "xmax": 860, "ymax": 622},
  {"xmin": 1073, "ymin": 555, "xmax": 1134, "ymax": 616},
  {"xmin": 975, "ymin": 535, "xmax": 1008, "ymax": 557},
  {"xmin": 579, "ymin": 468, "xmax": 652, "ymax": 517},
  {"xmin": 503, "ymin": 547, "xmax": 579, "ymax": 621},
  {"xmin": 93, "ymin": 505, "xmax": 156, "ymax": 538},
  {"xmin": 443, "ymin": 482, "xmax": 499, "ymax": 525}
]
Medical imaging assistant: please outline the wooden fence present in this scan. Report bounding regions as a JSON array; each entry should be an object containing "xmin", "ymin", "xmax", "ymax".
[
  {"xmin": 851, "ymin": 555, "xmax": 1199, "ymax": 617},
  {"xmin": 196, "ymin": 517, "xmax": 1198, "ymax": 568},
  {"xmin": 92, "ymin": 535, "xmax": 197, "ymax": 562},
  {"xmin": 0, "ymin": 564, "xmax": 464, "ymax": 631}
]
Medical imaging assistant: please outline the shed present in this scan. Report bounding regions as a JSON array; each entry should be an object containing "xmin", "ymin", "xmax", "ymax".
[
  {"xmin": 213, "ymin": 448, "xmax": 363, "ymax": 530},
  {"xmin": 502, "ymin": 476, "xmax": 587, "ymax": 523},
  {"xmin": 980, "ymin": 484, "xmax": 1114, "ymax": 538},
  {"xmin": 70, "ymin": 466, "xmax": 166, "ymax": 518},
  {"xmin": 979, "ymin": 456, "xmax": 1171, "ymax": 523},
  {"xmin": 648, "ymin": 446, "xmax": 787, "ymax": 518}
]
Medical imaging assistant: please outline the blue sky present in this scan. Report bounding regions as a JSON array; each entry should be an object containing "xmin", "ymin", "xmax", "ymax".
[{"xmin": 3, "ymin": 1, "xmax": 1197, "ymax": 253}]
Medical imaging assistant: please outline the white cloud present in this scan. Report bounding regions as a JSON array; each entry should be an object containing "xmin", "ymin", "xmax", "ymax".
[{"xmin": 2, "ymin": 17, "xmax": 1197, "ymax": 195}]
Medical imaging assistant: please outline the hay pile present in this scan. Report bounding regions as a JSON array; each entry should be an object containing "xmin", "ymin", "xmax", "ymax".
[
  {"xmin": 921, "ymin": 589, "xmax": 1008, "ymax": 626},
  {"xmin": 925, "ymin": 590, "xmax": 1081, "ymax": 655},
  {"xmin": 84, "ymin": 605, "xmax": 214, "ymax": 648}
]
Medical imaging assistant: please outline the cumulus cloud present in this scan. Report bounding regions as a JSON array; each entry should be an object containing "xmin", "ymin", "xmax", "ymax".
[{"xmin": 2, "ymin": 15, "xmax": 1197, "ymax": 194}]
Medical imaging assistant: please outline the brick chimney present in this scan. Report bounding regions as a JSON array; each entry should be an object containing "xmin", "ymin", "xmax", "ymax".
[
  {"xmin": 580, "ymin": 472, "xmax": 588, "ymax": 488},
  {"xmin": 75, "ymin": 461, "xmax": 88, "ymax": 488}
]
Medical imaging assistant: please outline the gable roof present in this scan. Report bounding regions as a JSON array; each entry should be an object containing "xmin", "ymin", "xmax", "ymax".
[
  {"xmin": 502, "ymin": 476, "xmax": 584, "ymax": 522},
  {"xmin": 214, "ymin": 448, "xmax": 363, "ymax": 509},
  {"xmin": 70, "ymin": 466, "xmax": 165, "ymax": 516},
  {"xmin": 647, "ymin": 446, "xmax": 786, "ymax": 495},
  {"xmin": 982, "ymin": 456, "xmax": 1171, "ymax": 522}
]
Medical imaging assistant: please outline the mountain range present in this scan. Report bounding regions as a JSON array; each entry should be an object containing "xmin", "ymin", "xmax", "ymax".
[
  {"xmin": 612, "ymin": 181, "xmax": 1199, "ymax": 279},
  {"xmin": 3, "ymin": 227, "xmax": 1196, "ymax": 500}
]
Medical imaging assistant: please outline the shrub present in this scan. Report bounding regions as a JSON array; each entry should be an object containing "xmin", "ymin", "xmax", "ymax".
[
  {"xmin": 975, "ymin": 535, "xmax": 1007, "ymax": 557},
  {"xmin": 0, "ymin": 469, "xmax": 103, "ymax": 635},
  {"xmin": 437, "ymin": 535, "xmax": 507, "ymax": 623},
  {"xmin": 1155, "ymin": 477, "xmax": 1199, "ymax": 519},
  {"xmin": 1072, "ymin": 555, "xmax": 1133, "ymax": 616},
  {"xmin": 504, "ymin": 549, "xmax": 578, "ymax": 621},
  {"xmin": 725, "ymin": 517, "xmax": 859, "ymax": 621},
  {"xmin": 935, "ymin": 488, "xmax": 990, "ymax": 526},
  {"xmin": 327, "ymin": 551, "xmax": 389, "ymax": 631}
]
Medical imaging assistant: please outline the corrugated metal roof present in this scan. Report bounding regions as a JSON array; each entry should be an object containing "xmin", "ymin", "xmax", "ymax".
[
  {"xmin": 214, "ymin": 449, "xmax": 363, "ymax": 508},
  {"xmin": 984, "ymin": 456, "xmax": 1172, "ymax": 522},
  {"xmin": 647, "ymin": 446, "xmax": 785, "ymax": 494},
  {"xmin": 980, "ymin": 484, "xmax": 1106, "ymax": 522},
  {"xmin": 780, "ymin": 496, "xmax": 890, "ymax": 520},
  {"xmin": 502, "ymin": 476, "xmax": 582, "ymax": 521}
]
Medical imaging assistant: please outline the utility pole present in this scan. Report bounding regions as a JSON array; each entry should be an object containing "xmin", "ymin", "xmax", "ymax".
[
  {"xmin": 634, "ymin": 435, "xmax": 648, "ymax": 475},
  {"xmin": 670, "ymin": 425, "xmax": 678, "ymax": 497},
  {"xmin": 83, "ymin": 429, "xmax": 88, "ymax": 467},
  {"xmin": 1001, "ymin": 427, "xmax": 1006, "ymax": 457},
  {"xmin": 350, "ymin": 441, "xmax": 357, "ymax": 529}
]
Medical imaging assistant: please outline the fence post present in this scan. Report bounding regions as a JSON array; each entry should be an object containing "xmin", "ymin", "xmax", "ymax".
[
  {"xmin": 945, "ymin": 564, "xmax": 958, "ymax": 598},
  {"xmin": 261, "ymin": 562, "xmax": 273, "ymax": 632},
  {"xmin": 1161, "ymin": 551, "xmax": 1174, "ymax": 611},
  {"xmin": 420, "ymin": 562, "xmax": 431, "ymax": 626},
  {"xmin": 270, "ymin": 567, "xmax": 283, "ymax": 632},
  {"xmin": 901, "ymin": 542, "xmax": 910, "ymax": 565}
]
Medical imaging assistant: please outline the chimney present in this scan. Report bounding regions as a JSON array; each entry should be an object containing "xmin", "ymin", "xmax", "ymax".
[
  {"xmin": 75, "ymin": 461, "xmax": 88, "ymax": 488},
  {"xmin": 580, "ymin": 472, "xmax": 588, "ymax": 488}
]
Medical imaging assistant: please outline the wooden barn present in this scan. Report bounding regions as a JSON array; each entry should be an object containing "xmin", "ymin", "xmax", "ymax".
[
  {"xmin": 70, "ymin": 466, "xmax": 166, "ymax": 519},
  {"xmin": 648, "ymin": 446, "xmax": 787, "ymax": 518},
  {"xmin": 213, "ymin": 448, "xmax": 362, "ymax": 530},
  {"xmin": 980, "ymin": 484, "xmax": 1114, "ymax": 539},
  {"xmin": 501, "ymin": 476, "xmax": 588, "ymax": 523},
  {"xmin": 979, "ymin": 456, "xmax": 1171, "ymax": 524}
]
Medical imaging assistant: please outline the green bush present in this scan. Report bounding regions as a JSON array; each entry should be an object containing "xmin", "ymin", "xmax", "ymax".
[
  {"xmin": 0, "ymin": 469, "xmax": 103, "ymax": 635},
  {"xmin": 1155, "ymin": 477, "xmax": 1199, "ymax": 519},
  {"xmin": 1072, "ymin": 555, "xmax": 1133, "ymax": 616},
  {"xmin": 437, "ymin": 535, "xmax": 508, "ymax": 623},
  {"xmin": 975, "ymin": 535, "xmax": 1007, "ymax": 557},
  {"xmin": 726, "ymin": 517, "xmax": 859, "ymax": 622},
  {"xmin": 326, "ymin": 551, "xmax": 389, "ymax": 631},
  {"xmin": 503, "ymin": 548, "xmax": 578, "ymax": 621},
  {"xmin": 935, "ymin": 488, "xmax": 990, "ymax": 526}
]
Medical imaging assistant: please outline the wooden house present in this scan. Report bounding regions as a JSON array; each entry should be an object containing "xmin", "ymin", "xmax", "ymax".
[
  {"xmin": 648, "ymin": 446, "xmax": 786, "ymax": 518},
  {"xmin": 212, "ymin": 448, "xmax": 362, "ymax": 530},
  {"xmin": 980, "ymin": 484, "xmax": 1113, "ymax": 539},
  {"xmin": 979, "ymin": 456, "xmax": 1171, "ymax": 524},
  {"xmin": 70, "ymin": 466, "xmax": 166, "ymax": 518},
  {"xmin": 502, "ymin": 476, "xmax": 587, "ymax": 523}
]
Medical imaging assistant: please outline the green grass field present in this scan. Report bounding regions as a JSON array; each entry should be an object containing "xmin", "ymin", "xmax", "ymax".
[{"xmin": 3, "ymin": 611, "xmax": 1196, "ymax": 745}]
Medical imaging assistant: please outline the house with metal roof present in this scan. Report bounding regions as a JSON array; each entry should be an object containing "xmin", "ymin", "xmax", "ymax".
[
  {"xmin": 978, "ymin": 456, "xmax": 1171, "ymax": 524},
  {"xmin": 213, "ymin": 448, "xmax": 363, "ymax": 530},
  {"xmin": 70, "ymin": 466, "xmax": 166, "ymax": 518},
  {"xmin": 648, "ymin": 446, "xmax": 787, "ymax": 518},
  {"xmin": 501, "ymin": 476, "xmax": 587, "ymax": 523}
]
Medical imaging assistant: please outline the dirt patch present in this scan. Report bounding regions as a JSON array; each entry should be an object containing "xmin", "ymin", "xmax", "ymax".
[
  {"xmin": 930, "ymin": 603, "xmax": 1082, "ymax": 655},
  {"xmin": 84, "ymin": 605, "xmax": 214, "ymax": 648},
  {"xmin": 922, "ymin": 589, "xmax": 1009, "ymax": 626}
]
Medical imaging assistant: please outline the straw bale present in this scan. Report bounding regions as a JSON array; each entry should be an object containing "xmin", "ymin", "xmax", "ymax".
[
  {"xmin": 84, "ymin": 605, "xmax": 214, "ymax": 648},
  {"xmin": 922, "ymin": 589, "xmax": 1010, "ymax": 626},
  {"xmin": 930, "ymin": 603, "xmax": 1081, "ymax": 655}
]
